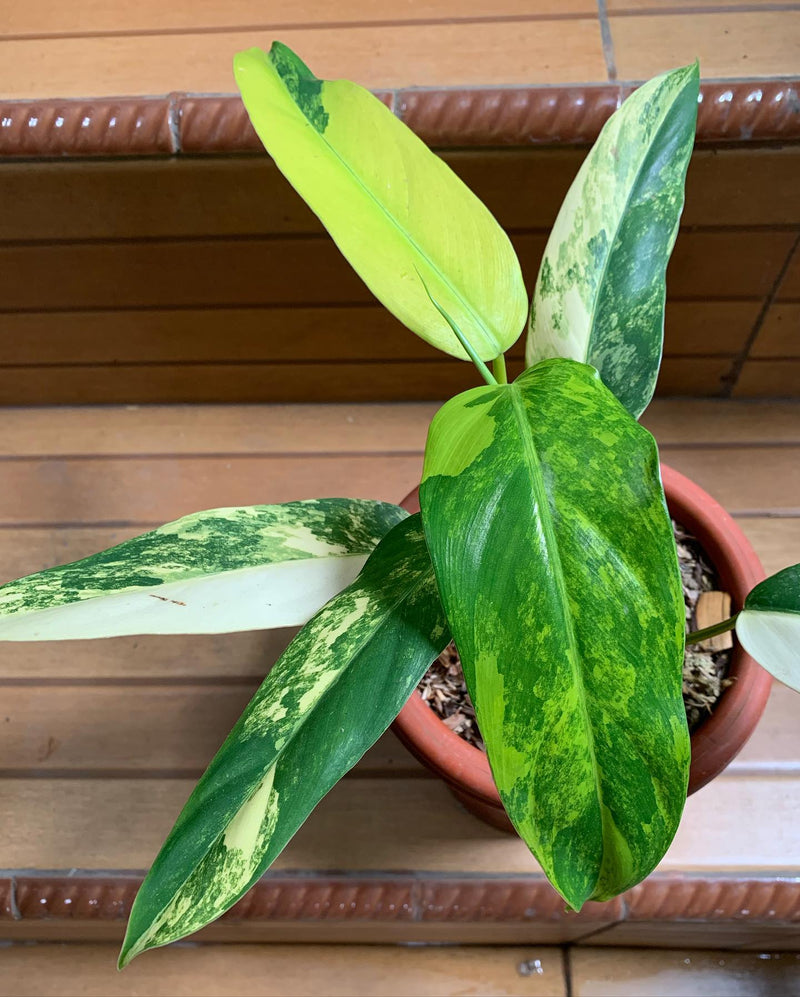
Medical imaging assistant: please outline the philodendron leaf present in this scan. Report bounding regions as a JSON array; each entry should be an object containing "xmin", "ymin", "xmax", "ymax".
[
  {"xmin": 234, "ymin": 43, "xmax": 527, "ymax": 362},
  {"xmin": 420, "ymin": 358, "xmax": 688, "ymax": 910},
  {"xmin": 119, "ymin": 513, "xmax": 449, "ymax": 966},
  {"xmin": 0, "ymin": 499, "xmax": 406, "ymax": 639},
  {"xmin": 525, "ymin": 64, "xmax": 699, "ymax": 418},
  {"xmin": 736, "ymin": 564, "xmax": 800, "ymax": 690}
]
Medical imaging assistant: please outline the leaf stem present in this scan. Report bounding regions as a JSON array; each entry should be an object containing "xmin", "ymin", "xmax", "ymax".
[
  {"xmin": 415, "ymin": 269, "xmax": 497, "ymax": 386},
  {"xmin": 686, "ymin": 613, "xmax": 739, "ymax": 645},
  {"xmin": 492, "ymin": 355, "xmax": 508, "ymax": 385}
]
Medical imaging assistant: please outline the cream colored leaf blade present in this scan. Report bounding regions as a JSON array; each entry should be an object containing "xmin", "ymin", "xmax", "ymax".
[{"xmin": 0, "ymin": 499, "xmax": 406, "ymax": 638}]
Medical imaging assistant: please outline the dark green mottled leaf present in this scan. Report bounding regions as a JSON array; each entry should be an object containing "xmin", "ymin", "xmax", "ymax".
[
  {"xmin": 420, "ymin": 358, "xmax": 688, "ymax": 909},
  {"xmin": 0, "ymin": 499, "xmax": 406, "ymax": 639},
  {"xmin": 119, "ymin": 514, "xmax": 449, "ymax": 966},
  {"xmin": 737, "ymin": 563, "xmax": 800, "ymax": 692},
  {"xmin": 526, "ymin": 65, "xmax": 699, "ymax": 418}
]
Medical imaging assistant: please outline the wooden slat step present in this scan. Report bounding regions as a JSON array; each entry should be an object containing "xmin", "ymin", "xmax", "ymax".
[
  {"xmin": 1, "ymin": 774, "xmax": 799, "ymax": 874},
  {"xmin": 0, "ymin": 447, "xmax": 795, "ymax": 526},
  {"xmin": 0, "ymin": 20, "xmax": 607, "ymax": 99},
  {"xmin": 3, "ymin": 149, "xmax": 797, "ymax": 243},
  {"xmin": 0, "ymin": 942, "xmax": 567, "ymax": 997},
  {"xmin": 0, "ymin": 687, "xmax": 422, "ymax": 777},
  {"xmin": 0, "ymin": 678, "xmax": 796, "ymax": 778},
  {"xmin": 0, "ymin": 401, "xmax": 797, "ymax": 458},
  {"xmin": 3, "ymin": 0, "xmax": 584, "ymax": 38},
  {"xmin": 0, "ymin": 232, "xmax": 791, "ymax": 311}
]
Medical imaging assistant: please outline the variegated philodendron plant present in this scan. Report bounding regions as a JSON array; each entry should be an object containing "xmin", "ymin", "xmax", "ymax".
[{"xmin": 0, "ymin": 43, "xmax": 798, "ymax": 965}]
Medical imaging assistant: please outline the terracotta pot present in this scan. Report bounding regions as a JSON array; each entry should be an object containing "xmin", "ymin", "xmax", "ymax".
[{"xmin": 391, "ymin": 464, "xmax": 772, "ymax": 832}]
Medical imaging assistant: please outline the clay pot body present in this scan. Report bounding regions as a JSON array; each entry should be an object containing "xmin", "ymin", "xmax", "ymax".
[{"xmin": 391, "ymin": 464, "xmax": 772, "ymax": 832}]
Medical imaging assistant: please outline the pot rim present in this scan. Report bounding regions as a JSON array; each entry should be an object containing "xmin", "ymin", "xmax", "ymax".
[{"xmin": 392, "ymin": 462, "xmax": 772, "ymax": 807}]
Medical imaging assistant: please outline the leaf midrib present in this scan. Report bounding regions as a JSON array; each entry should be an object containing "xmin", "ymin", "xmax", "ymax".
[
  {"xmin": 288, "ymin": 74, "xmax": 504, "ymax": 360},
  {"xmin": 507, "ymin": 384, "xmax": 605, "ymax": 897}
]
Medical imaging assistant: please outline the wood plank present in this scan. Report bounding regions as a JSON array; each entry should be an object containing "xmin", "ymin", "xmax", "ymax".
[
  {"xmin": 0, "ymin": 300, "xmax": 758, "ymax": 366},
  {"xmin": 0, "ymin": 307, "xmax": 476, "ymax": 364},
  {"xmin": 0, "ymin": 362, "xmax": 501, "ymax": 406},
  {"xmin": 662, "ymin": 301, "xmax": 759, "ymax": 357},
  {"xmin": 570, "ymin": 948, "xmax": 795, "ymax": 997},
  {"xmin": 4, "ymin": 148, "xmax": 798, "ymax": 244},
  {"xmin": 662, "ymin": 447, "xmax": 800, "ymax": 514},
  {"xmin": 0, "ymin": 632, "xmax": 294, "ymax": 681},
  {"xmin": 0, "ymin": 20, "xmax": 607, "ymax": 100},
  {"xmin": 735, "ymin": 516, "xmax": 800, "ymax": 577},
  {"xmin": 778, "ymin": 244, "xmax": 800, "ymax": 300},
  {"xmin": 1, "ymin": 773, "xmax": 799, "ymax": 873},
  {"xmin": 682, "ymin": 147, "xmax": 800, "ymax": 229},
  {"xmin": 3, "ymin": 0, "xmax": 591, "ymax": 37},
  {"xmin": 0, "ymin": 943, "xmax": 567, "ymax": 997},
  {"xmin": 0, "ymin": 400, "xmax": 796, "ymax": 459},
  {"xmin": 0, "ymin": 447, "xmax": 793, "ymax": 526},
  {"xmin": 0, "ymin": 454, "xmax": 424, "ymax": 525},
  {"xmin": 666, "ymin": 230, "xmax": 796, "ymax": 301},
  {"xmin": 608, "ymin": 0, "xmax": 790, "ymax": 7},
  {"xmin": 0, "ymin": 355, "xmax": 768, "ymax": 406},
  {"xmin": 3, "ymin": 675, "xmax": 799, "ymax": 779},
  {"xmin": 728, "ymin": 682, "xmax": 800, "ymax": 777},
  {"xmin": 0, "ymin": 400, "xmax": 794, "ymax": 459},
  {"xmin": 0, "ymin": 229, "xmax": 782, "ymax": 313},
  {"xmin": 0, "ymin": 685, "xmax": 422, "ymax": 775},
  {"xmin": 609, "ymin": 10, "xmax": 800, "ymax": 81},
  {"xmin": 0, "ymin": 158, "xmax": 327, "ymax": 242},
  {"xmin": 0, "ymin": 234, "xmax": 546, "ymax": 310},
  {"xmin": 654, "ymin": 357, "xmax": 732, "ymax": 397},
  {"xmin": 752, "ymin": 304, "xmax": 800, "ymax": 358},
  {"xmin": 733, "ymin": 361, "xmax": 800, "ymax": 398},
  {"xmin": 0, "ymin": 231, "xmax": 786, "ymax": 312},
  {"xmin": 0, "ymin": 404, "xmax": 437, "ymax": 457},
  {"xmin": 641, "ymin": 400, "xmax": 800, "ymax": 445}
]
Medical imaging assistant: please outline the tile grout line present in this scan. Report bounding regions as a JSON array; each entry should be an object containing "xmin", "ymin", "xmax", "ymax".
[
  {"xmin": 9, "ymin": 876, "xmax": 22, "ymax": 921},
  {"xmin": 563, "ymin": 945, "xmax": 575, "ymax": 997},
  {"xmin": 723, "ymin": 231, "xmax": 800, "ymax": 397},
  {"xmin": 596, "ymin": 0, "xmax": 618, "ymax": 82}
]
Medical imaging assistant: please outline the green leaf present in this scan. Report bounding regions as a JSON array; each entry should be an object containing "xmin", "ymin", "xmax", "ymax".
[
  {"xmin": 234, "ymin": 43, "xmax": 527, "ymax": 362},
  {"xmin": 736, "ymin": 563, "xmax": 800, "ymax": 691},
  {"xmin": 119, "ymin": 513, "xmax": 449, "ymax": 966},
  {"xmin": 0, "ymin": 499, "xmax": 406, "ymax": 639},
  {"xmin": 525, "ymin": 64, "xmax": 699, "ymax": 418},
  {"xmin": 419, "ymin": 358, "xmax": 688, "ymax": 910}
]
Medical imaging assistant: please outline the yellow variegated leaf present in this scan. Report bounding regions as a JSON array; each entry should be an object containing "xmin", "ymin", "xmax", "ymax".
[{"xmin": 234, "ymin": 43, "xmax": 527, "ymax": 362}]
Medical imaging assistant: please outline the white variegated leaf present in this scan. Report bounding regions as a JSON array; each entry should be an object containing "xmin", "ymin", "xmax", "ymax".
[
  {"xmin": 0, "ymin": 499, "xmax": 406, "ymax": 639},
  {"xmin": 525, "ymin": 64, "xmax": 699, "ymax": 418},
  {"xmin": 736, "ymin": 564, "xmax": 800, "ymax": 691},
  {"xmin": 119, "ymin": 514, "xmax": 448, "ymax": 965}
]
